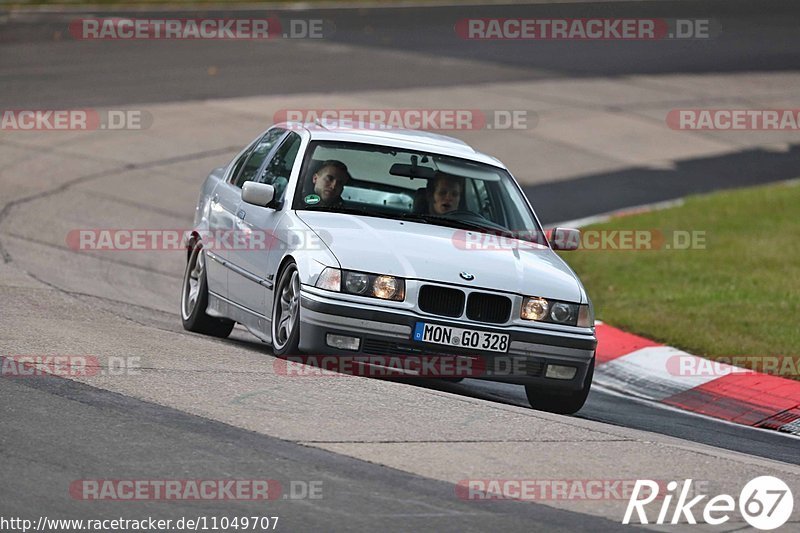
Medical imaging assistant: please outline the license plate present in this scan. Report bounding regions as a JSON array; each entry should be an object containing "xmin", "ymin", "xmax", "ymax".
[{"xmin": 413, "ymin": 322, "xmax": 509, "ymax": 353}]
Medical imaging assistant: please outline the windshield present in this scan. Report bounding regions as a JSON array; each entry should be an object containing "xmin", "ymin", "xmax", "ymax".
[{"xmin": 293, "ymin": 141, "xmax": 546, "ymax": 243}]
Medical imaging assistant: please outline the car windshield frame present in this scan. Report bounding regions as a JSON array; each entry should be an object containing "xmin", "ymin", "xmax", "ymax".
[{"xmin": 292, "ymin": 140, "xmax": 548, "ymax": 244}]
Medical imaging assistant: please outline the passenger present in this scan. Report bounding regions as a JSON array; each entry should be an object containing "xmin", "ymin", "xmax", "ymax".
[
  {"xmin": 426, "ymin": 172, "xmax": 463, "ymax": 215},
  {"xmin": 311, "ymin": 160, "xmax": 350, "ymax": 207}
]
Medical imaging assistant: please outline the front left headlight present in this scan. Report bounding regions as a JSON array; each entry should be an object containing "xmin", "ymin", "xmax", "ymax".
[
  {"xmin": 316, "ymin": 268, "xmax": 405, "ymax": 302},
  {"xmin": 521, "ymin": 296, "xmax": 592, "ymax": 327}
]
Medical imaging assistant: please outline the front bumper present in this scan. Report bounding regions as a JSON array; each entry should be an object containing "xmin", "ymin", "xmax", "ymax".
[{"xmin": 298, "ymin": 289, "xmax": 596, "ymax": 390}]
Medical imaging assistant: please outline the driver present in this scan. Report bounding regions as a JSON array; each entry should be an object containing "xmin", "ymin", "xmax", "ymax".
[
  {"xmin": 312, "ymin": 160, "xmax": 350, "ymax": 207},
  {"xmin": 426, "ymin": 172, "xmax": 463, "ymax": 215}
]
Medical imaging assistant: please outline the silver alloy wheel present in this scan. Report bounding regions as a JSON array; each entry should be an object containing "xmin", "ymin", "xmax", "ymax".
[
  {"xmin": 181, "ymin": 247, "xmax": 204, "ymax": 320},
  {"xmin": 273, "ymin": 268, "xmax": 300, "ymax": 350}
]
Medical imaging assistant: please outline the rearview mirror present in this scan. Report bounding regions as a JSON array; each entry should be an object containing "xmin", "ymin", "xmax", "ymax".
[
  {"xmin": 550, "ymin": 227, "xmax": 581, "ymax": 251},
  {"xmin": 389, "ymin": 163, "xmax": 436, "ymax": 179},
  {"xmin": 242, "ymin": 182, "xmax": 275, "ymax": 208}
]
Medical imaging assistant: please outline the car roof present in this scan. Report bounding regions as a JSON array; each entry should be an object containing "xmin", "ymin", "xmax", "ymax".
[{"xmin": 276, "ymin": 120, "xmax": 506, "ymax": 169}]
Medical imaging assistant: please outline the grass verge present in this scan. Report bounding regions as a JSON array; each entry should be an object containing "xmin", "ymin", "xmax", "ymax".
[{"xmin": 560, "ymin": 181, "xmax": 800, "ymax": 368}]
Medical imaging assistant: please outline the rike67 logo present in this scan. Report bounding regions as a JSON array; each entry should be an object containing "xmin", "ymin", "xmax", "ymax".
[{"xmin": 623, "ymin": 476, "xmax": 794, "ymax": 530}]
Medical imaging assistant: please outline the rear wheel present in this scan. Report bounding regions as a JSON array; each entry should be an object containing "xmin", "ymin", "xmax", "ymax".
[
  {"xmin": 271, "ymin": 262, "xmax": 301, "ymax": 356},
  {"xmin": 181, "ymin": 244, "xmax": 234, "ymax": 338},
  {"xmin": 525, "ymin": 359, "xmax": 594, "ymax": 415}
]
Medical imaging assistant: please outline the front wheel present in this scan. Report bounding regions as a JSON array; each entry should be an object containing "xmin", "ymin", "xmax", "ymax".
[
  {"xmin": 525, "ymin": 359, "xmax": 594, "ymax": 415},
  {"xmin": 271, "ymin": 262, "xmax": 301, "ymax": 356},
  {"xmin": 181, "ymin": 244, "xmax": 234, "ymax": 338}
]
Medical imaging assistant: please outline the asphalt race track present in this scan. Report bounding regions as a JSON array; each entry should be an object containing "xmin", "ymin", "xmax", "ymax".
[{"xmin": 2, "ymin": 1, "xmax": 800, "ymax": 531}]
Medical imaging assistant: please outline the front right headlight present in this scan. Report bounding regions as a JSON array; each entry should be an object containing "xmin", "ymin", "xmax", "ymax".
[{"xmin": 316, "ymin": 268, "xmax": 405, "ymax": 302}]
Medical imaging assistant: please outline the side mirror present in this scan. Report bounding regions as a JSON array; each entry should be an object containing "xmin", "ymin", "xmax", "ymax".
[
  {"xmin": 242, "ymin": 182, "xmax": 275, "ymax": 208},
  {"xmin": 550, "ymin": 227, "xmax": 581, "ymax": 251}
]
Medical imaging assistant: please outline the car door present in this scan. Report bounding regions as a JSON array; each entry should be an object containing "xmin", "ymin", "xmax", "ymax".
[
  {"xmin": 211, "ymin": 127, "xmax": 285, "ymax": 305},
  {"xmin": 229, "ymin": 131, "xmax": 303, "ymax": 319},
  {"xmin": 204, "ymin": 141, "xmax": 253, "ymax": 299}
]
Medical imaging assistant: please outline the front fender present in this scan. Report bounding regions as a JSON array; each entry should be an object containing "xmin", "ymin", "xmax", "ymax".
[{"xmin": 272, "ymin": 213, "xmax": 340, "ymax": 287}]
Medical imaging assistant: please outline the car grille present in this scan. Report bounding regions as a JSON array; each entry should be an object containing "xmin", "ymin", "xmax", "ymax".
[
  {"xmin": 417, "ymin": 285, "xmax": 465, "ymax": 317},
  {"xmin": 466, "ymin": 293, "xmax": 512, "ymax": 324}
]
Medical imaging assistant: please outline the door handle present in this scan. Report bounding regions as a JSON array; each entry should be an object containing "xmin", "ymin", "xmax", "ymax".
[
  {"xmin": 236, "ymin": 209, "xmax": 246, "ymax": 220},
  {"xmin": 211, "ymin": 194, "xmax": 219, "ymax": 204}
]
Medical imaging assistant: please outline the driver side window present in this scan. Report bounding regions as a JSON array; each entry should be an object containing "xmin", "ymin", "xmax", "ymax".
[
  {"xmin": 228, "ymin": 144, "xmax": 253, "ymax": 183},
  {"xmin": 233, "ymin": 128, "xmax": 285, "ymax": 188},
  {"xmin": 258, "ymin": 132, "xmax": 302, "ymax": 203}
]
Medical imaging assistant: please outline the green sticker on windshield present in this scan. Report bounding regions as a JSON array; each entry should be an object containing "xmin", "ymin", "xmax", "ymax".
[{"xmin": 304, "ymin": 194, "xmax": 321, "ymax": 205}]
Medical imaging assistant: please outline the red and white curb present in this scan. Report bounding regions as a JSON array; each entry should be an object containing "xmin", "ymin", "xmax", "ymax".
[{"xmin": 593, "ymin": 322, "xmax": 800, "ymax": 436}]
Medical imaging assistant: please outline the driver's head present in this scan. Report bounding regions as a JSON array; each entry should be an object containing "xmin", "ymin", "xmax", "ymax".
[
  {"xmin": 427, "ymin": 173, "xmax": 463, "ymax": 215},
  {"xmin": 312, "ymin": 160, "xmax": 350, "ymax": 205}
]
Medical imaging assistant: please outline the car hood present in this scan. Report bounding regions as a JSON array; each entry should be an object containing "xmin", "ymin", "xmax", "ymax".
[{"xmin": 296, "ymin": 212, "xmax": 584, "ymax": 302}]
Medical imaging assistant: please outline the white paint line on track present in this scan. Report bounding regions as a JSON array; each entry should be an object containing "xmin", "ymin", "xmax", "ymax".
[{"xmin": 546, "ymin": 199, "xmax": 685, "ymax": 229}]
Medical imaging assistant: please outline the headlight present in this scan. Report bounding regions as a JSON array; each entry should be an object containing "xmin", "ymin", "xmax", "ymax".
[
  {"xmin": 372, "ymin": 275, "xmax": 402, "ymax": 300},
  {"xmin": 521, "ymin": 297, "xmax": 548, "ymax": 321},
  {"xmin": 550, "ymin": 302, "xmax": 575, "ymax": 323},
  {"xmin": 521, "ymin": 296, "xmax": 591, "ymax": 327},
  {"xmin": 344, "ymin": 271, "xmax": 369, "ymax": 294},
  {"xmin": 315, "ymin": 268, "xmax": 405, "ymax": 301}
]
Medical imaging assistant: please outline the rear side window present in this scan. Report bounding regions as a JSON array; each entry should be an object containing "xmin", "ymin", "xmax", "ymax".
[{"xmin": 233, "ymin": 128, "xmax": 285, "ymax": 187}]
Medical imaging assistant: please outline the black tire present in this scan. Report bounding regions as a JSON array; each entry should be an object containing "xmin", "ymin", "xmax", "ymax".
[
  {"xmin": 271, "ymin": 262, "xmax": 301, "ymax": 356},
  {"xmin": 525, "ymin": 358, "xmax": 594, "ymax": 415},
  {"xmin": 181, "ymin": 244, "xmax": 235, "ymax": 338}
]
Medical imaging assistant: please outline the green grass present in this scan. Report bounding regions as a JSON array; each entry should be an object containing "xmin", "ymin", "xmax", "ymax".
[{"xmin": 560, "ymin": 181, "xmax": 800, "ymax": 364}]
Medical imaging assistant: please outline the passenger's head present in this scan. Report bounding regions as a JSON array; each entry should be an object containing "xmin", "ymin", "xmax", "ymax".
[
  {"xmin": 427, "ymin": 172, "xmax": 463, "ymax": 215},
  {"xmin": 312, "ymin": 160, "xmax": 350, "ymax": 205}
]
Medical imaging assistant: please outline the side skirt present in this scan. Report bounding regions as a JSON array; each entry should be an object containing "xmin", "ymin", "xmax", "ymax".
[{"xmin": 208, "ymin": 290, "xmax": 272, "ymax": 343}]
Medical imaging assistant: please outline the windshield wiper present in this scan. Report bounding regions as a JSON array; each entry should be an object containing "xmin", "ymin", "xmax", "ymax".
[
  {"xmin": 304, "ymin": 205, "xmax": 371, "ymax": 216},
  {"xmin": 395, "ymin": 212, "xmax": 431, "ymax": 224}
]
